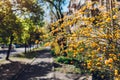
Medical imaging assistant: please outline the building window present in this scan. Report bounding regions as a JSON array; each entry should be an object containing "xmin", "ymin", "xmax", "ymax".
[{"xmin": 118, "ymin": 6, "xmax": 120, "ymax": 10}]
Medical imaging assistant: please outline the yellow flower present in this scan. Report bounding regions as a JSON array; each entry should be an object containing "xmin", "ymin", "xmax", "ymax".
[
  {"xmin": 74, "ymin": 50, "xmax": 77, "ymax": 54},
  {"xmin": 106, "ymin": 18, "xmax": 111, "ymax": 22},
  {"xmin": 89, "ymin": 17, "xmax": 95, "ymax": 22},
  {"xmin": 79, "ymin": 48, "xmax": 84, "ymax": 52},
  {"xmin": 105, "ymin": 60, "xmax": 109, "ymax": 65},
  {"xmin": 113, "ymin": 56, "xmax": 117, "ymax": 61},
  {"xmin": 109, "ymin": 64, "xmax": 113, "ymax": 69},
  {"xmin": 99, "ymin": 6, "xmax": 105, "ymax": 10},
  {"xmin": 72, "ymin": 33, "xmax": 77, "ymax": 37},
  {"xmin": 98, "ymin": 57, "xmax": 102, "ymax": 61},
  {"xmin": 78, "ymin": 41, "xmax": 83, "ymax": 44},
  {"xmin": 53, "ymin": 42, "xmax": 60, "ymax": 54},
  {"xmin": 97, "ymin": 48, "xmax": 100, "ymax": 52},
  {"xmin": 91, "ymin": 42, "xmax": 98, "ymax": 48},
  {"xmin": 114, "ymin": 69, "xmax": 118, "ymax": 76},
  {"xmin": 87, "ymin": 62, "xmax": 92, "ymax": 69},
  {"xmin": 64, "ymin": 49, "xmax": 68, "ymax": 53},
  {"xmin": 103, "ymin": 47, "xmax": 106, "ymax": 52},
  {"xmin": 73, "ymin": 53, "xmax": 76, "ymax": 57},
  {"xmin": 73, "ymin": 45, "xmax": 77, "ymax": 48},
  {"xmin": 113, "ymin": 15, "xmax": 118, "ymax": 19},
  {"xmin": 108, "ymin": 58, "xmax": 113, "ymax": 63},
  {"xmin": 109, "ymin": 53, "xmax": 113, "ymax": 57},
  {"xmin": 115, "ymin": 77, "xmax": 119, "ymax": 80},
  {"xmin": 44, "ymin": 42, "xmax": 50, "ymax": 47},
  {"xmin": 69, "ymin": 48, "xmax": 73, "ymax": 52},
  {"xmin": 96, "ymin": 62, "xmax": 101, "ymax": 66},
  {"xmin": 35, "ymin": 40, "xmax": 39, "ymax": 44}
]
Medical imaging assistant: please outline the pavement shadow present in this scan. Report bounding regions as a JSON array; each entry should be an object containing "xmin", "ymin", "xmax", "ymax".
[
  {"xmin": 0, "ymin": 48, "xmax": 53, "ymax": 80},
  {"xmin": 14, "ymin": 61, "xmax": 53, "ymax": 80},
  {"xmin": 37, "ymin": 49, "xmax": 52, "ymax": 58},
  {"xmin": 53, "ymin": 63, "xmax": 62, "ymax": 68},
  {"xmin": 0, "ymin": 49, "xmax": 17, "ymax": 54},
  {"xmin": 0, "ymin": 61, "xmax": 25, "ymax": 80},
  {"xmin": 0, "ymin": 50, "xmax": 7, "ymax": 54}
]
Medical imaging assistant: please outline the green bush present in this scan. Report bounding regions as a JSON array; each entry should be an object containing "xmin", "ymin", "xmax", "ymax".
[
  {"xmin": 56, "ymin": 56, "xmax": 71, "ymax": 64},
  {"xmin": 50, "ymin": 50, "xmax": 56, "ymax": 56}
]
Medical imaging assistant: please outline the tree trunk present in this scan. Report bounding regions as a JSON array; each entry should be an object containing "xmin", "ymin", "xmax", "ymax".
[
  {"xmin": 37, "ymin": 43, "xmax": 39, "ymax": 48},
  {"xmin": 6, "ymin": 36, "xmax": 14, "ymax": 60},
  {"xmin": 29, "ymin": 38, "xmax": 31, "ymax": 52},
  {"xmin": 25, "ymin": 41, "xmax": 27, "ymax": 54}
]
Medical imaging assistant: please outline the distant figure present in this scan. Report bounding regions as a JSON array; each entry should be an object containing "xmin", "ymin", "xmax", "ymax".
[{"xmin": 1, "ymin": 44, "xmax": 5, "ymax": 50}]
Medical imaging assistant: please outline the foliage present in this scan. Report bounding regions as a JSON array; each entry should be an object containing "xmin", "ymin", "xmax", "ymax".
[
  {"xmin": 46, "ymin": 1, "xmax": 120, "ymax": 79},
  {"xmin": 15, "ymin": 0, "xmax": 44, "ymax": 25},
  {"xmin": 0, "ymin": 0, "xmax": 45, "ymax": 60},
  {"xmin": 0, "ymin": 0, "xmax": 44, "ymax": 44},
  {"xmin": 56, "ymin": 56, "xmax": 72, "ymax": 64}
]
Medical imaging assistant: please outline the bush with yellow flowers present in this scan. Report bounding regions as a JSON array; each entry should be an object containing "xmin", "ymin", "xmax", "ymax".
[{"xmin": 46, "ymin": 1, "xmax": 120, "ymax": 79}]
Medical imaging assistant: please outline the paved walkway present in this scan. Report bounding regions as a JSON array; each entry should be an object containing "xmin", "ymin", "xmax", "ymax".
[
  {"xmin": 10, "ymin": 47, "xmax": 92, "ymax": 80},
  {"xmin": 12, "ymin": 48, "xmax": 54, "ymax": 80}
]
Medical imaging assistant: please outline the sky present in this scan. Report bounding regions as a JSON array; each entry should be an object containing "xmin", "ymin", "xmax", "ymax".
[
  {"xmin": 44, "ymin": 0, "xmax": 86, "ymax": 23},
  {"xmin": 62, "ymin": 0, "xmax": 70, "ymax": 12}
]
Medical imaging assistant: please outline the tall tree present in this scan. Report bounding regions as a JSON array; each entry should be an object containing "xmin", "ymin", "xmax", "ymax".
[
  {"xmin": 0, "ymin": 0, "xmax": 44, "ymax": 60},
  {"xmin": 15, "ymin": 0, "xmax": 44, "ymax": 53},
  {"xmin": 0, "ymin": 0, "xmax": 21, "ymax": 60},
  {"xmin": 41, "ymin": 0, "xmax": 67, "ymax": 20}
]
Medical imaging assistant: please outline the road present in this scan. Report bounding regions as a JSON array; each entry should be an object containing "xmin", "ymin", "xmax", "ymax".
[{"xmin": 0, "ymin": 47, "xmax": 35, "ymax": 60}]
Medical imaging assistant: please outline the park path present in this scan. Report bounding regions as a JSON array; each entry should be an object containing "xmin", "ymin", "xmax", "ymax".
[
  {"xmin": 12, "ymin": 47, "xmax": 76, "ymax": 80},
  {"xmin": 12, "ymin": 48, "xmax": 54, "ymax": 80},
  {"xmin": 11, "ymin": 47, "xmax": 91, "ymax": 80}
]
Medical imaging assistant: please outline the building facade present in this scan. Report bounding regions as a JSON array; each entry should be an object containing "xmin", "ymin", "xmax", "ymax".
[
  {"xmin": 68, "ymin": 0, "xmax": 120, "ymax": 32},
  {"xmin": 68, "ymin": 0, "xmax": 83, "ymax": 14},
  {"xmin": 86, "ymin": 0, "xmax": 120, "ymax": 10},
  {"xmin": 68, "ymin": 0, "xmax": 120, "ymax": 13}
]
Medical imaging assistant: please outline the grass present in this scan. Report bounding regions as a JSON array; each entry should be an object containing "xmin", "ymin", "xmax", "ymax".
[
  {"xmin": 0, "ymin": 47, "xmax": 46, "ymax": 65},
  {"xmin": 0, "ymin": 59, "xmax": 6, "ymax": 64},
  {"xmin": 13, "ymin": 51, "xmax": 38, "ymax": 59},
  {"xmin": 13, "ymin": 47, "xmax": 43, "ymax": 59}
]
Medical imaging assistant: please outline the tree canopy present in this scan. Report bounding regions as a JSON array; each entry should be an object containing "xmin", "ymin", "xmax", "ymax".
[{"xmin": 0, "ymin": 0, "xmax": 45, "ymax": 60}]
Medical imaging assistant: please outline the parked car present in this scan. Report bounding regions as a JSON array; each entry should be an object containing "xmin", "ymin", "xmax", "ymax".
[
  {"xmin": 11, "ymin": 44, "xmax": 16, "ymax": 50},
  {"xmin": 1, "ymin": 44, "xmax": 7, "ymax": 48},
  {"xmin": 1, "ymin": 44, "xmax": 16, "ymax": 50}
]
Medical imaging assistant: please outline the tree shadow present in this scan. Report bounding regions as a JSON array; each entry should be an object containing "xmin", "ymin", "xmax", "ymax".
[
  {"xmin": 37, "ymin": 49, "xmax": 52, "ymax": 58},
  {"xmin": 0, "ymin": 61, "xmax": 25, "ymax": 80},
  {"xmin": 53, "ymin": 62, "xmax": 62, "ymax": 68},
  {"xmin": 38, "ymin": 78, "xmax": 61, "ymax": 80},
  {"xmin": 13, "ymin": 61, "xmax": 53, "ymax": 80},
  {"xmin": 0, "ymin": 49, "xmax": 17, "ymax": 54},
  {"xmin": 0, "ymin": 50, "xmax": 7, "ymax": 54},
  {"xmin": 0, "ymin": 60, "xmax": 54, "ymax": 80},
  {"xmin": 0, "ymin": 48, "xmax": 54, "ymax": 80},
  {"xmin": 10, "ymin": 49, "xmax": 17, "ymax": 52}
]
